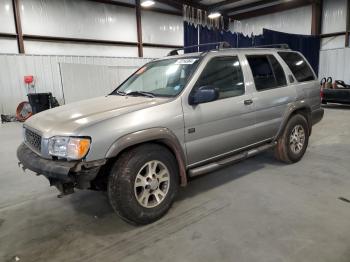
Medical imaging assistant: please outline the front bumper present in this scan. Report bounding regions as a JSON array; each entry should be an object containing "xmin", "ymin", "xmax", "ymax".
[{"xmin": 17, "ymin": 143, "xmax": 106, "ymax": 192}]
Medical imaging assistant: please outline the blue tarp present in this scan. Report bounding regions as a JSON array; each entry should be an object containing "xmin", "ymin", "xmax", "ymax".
[{"xmin": 184, "ymin": 22, "xmax": 320, "ymax": 74}]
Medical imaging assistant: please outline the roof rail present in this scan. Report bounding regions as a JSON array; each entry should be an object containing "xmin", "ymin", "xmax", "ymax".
[
  {"xmin": 167, "ymin": 41, "xmax": 231, "ymax": 56},
  {"xmin": 252, "ymin": 44, "xmax": 290, "ymax": 49}
]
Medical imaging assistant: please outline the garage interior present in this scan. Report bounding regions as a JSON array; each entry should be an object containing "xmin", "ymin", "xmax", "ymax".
[{"xmin": 1, "ymin": 0, "xmax": 350, "ymax": 261}]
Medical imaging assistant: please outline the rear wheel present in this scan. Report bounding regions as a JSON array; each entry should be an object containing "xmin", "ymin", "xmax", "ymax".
[
  {"xmin": 108, "ymin": 143, "xmax": 179, "ymax": 225},
  {"xmin": 275, "ymin": 114, "xmax": 309, "ymax": 163}
]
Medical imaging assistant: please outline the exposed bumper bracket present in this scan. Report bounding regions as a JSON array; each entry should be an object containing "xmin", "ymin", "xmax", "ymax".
[{"xmin": 17, "ymin": 143, "xmax": 106, "ymax": 193}]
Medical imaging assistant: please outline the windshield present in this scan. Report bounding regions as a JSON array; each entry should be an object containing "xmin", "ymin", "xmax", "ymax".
[{"xmin": 112, "ymin": 57, "xmax": 200, "ymax": 97}]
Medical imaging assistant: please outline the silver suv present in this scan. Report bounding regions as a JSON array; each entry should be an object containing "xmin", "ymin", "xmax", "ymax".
[{"xmin": 17, "ymin": 46, "xmax": 324, "ymax": 225}]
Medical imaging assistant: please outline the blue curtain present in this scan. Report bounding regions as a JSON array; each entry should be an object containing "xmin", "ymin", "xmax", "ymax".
[
  {"xmin": 222, "ymin": 30, "xmax": 237, "ymax": 48},
  {"xmin": 183, "ymin": 24, "xmax": 320, "ymax": 74},
  {"xmin": 184, "ymin": 22, "xmax": 198, "ymax": 53},
  {"xmin": 198, "ymin": 25, "xmax": 223, "ymax": 51}
]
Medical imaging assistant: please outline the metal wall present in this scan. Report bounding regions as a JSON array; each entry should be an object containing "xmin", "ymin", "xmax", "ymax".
[
  {"xmin": 141, "ymin": 10, "xmax": 184, "ymax": 46},
  {"xmin": 0, "ymin": 0, "xmax": 183, "ymax": 57},
  {"xmin": 0, "ymin": 54, "xmax": 153, "ymax": 115},
  {"xmin": 321, "ymin": 0, "xmax": 348, "ymax": 50},
  {"xmin": 230, "ymin": 6, "xmax": 313, "ymax": 36},
  {"xmin": 319, "ymin": 48, "xmax": 350, "ymax": 83},
  {"xmin": 318, "ymin": 0, "xmax": 349, "ymax": 83},
  {"xmin": 20, "ymin": 0, "xmax": 138, "ymax": 42},
  {"xmin": 0, "ymin": 0, "xmax": 18, "ymax": 53}
]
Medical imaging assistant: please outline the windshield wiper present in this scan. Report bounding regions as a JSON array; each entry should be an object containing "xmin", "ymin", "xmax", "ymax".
[
  {"xmin": 126, "ymin": 91, "xmax": 155, "ymax": 98},
  {"xmin": 113, "ymin": 90, "xmax": 127, "ymax": 96}
]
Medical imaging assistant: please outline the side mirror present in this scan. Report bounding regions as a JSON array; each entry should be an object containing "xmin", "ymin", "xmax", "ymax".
[{"xmin": 189, "ymin": 86, "xmax": 219, "ymax": 105}]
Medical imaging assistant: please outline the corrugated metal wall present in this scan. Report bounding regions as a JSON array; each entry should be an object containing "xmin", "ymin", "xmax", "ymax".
[
  {"xmin": 230, "ymin": 6, "xmax": 313, "ymax": 36},
  {"xmin": 60, "ymin": 63, "xmax": 143, "ymax": 104},
  {"xmin": 0, "ymin": 0, "xmax": 183, "ymax": 57},
  {"xmin": 318, "ymin": 0, "xmax": 349, "ymax": 82},
  {"xmin": 0, "ymin": 54, "xmax": 153, "ymax": 115},
  {"xmin": 319, "ymin": 48, "xmax": 350, "ymax": 82}
]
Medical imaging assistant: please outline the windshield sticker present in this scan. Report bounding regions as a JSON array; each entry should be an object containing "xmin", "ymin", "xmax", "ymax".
[{"xmin": 175, "ymin": 59, "xmax": 198, "ymax": 65}]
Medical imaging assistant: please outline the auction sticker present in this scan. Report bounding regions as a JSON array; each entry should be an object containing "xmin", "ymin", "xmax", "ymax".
[{"xmin": 175, "ymin": 58, "xmax": 198, "ymax": 65}]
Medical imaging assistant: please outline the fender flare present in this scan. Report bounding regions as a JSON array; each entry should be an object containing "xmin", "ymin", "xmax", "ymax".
[
  {"xmin": 274, "ymin": 103, "xmax": 312, "ymax": 140},
  {"xmin": 105, "ymin": 127, "xmax": 188, "ymax": 186}
]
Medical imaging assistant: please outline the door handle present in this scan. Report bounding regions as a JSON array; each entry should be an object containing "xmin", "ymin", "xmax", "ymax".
[{"xmin": 244, "ymin": 99, "xmax": 253, "ymax": 105}]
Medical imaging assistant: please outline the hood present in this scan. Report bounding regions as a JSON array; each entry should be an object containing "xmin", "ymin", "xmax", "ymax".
[{"xmin": 25, "ymin": 95, "xmax": 169, "ymax": 137}]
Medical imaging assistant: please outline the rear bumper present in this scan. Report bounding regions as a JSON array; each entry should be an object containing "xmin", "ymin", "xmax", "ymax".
[
  {"xmin": 17, "ymin": 143, "xmax": 105, "ymax": 190},
  {"xmin": 311, "ymin": 108, "xmax": 324, "ymax": 125}
]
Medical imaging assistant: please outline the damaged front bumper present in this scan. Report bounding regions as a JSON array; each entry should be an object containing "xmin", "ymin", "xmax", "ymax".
[{"xmin": 17, "ymin": 143, "xmax": 106, "ymax": 195}]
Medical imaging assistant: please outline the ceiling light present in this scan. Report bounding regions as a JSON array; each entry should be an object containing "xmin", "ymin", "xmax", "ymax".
[
  {"xmin": 208, "ymin": 12, "xmax": 221, "ymax": 19},
  {"xmin": 141, "ymin": 0, "xmax": 155, "ymax": 7}
]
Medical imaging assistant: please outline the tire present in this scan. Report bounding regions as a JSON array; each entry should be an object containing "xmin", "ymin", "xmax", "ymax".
[
  {"xmin": 108, "ymin": 143, "xmax": 179, "ymax": 225},
  {"xmin": 275, "ymin": 114, "xmax": 309, "ymax": 164}
]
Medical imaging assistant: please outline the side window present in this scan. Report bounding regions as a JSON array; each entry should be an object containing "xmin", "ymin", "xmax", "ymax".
[
  {"xmin": 278, "ymin": 52, "xmax": 315, "ymax": 82},
  {"xmin": 269, "ymin": 55, "xmax": 287, "ymax": 86},
  {"xmin": 247, "ymin": 55, "xmax": 287, "ymax": 91},
  {"xmin": 194, "ymin": 56, "xmax": 245, "ymax": 100}
]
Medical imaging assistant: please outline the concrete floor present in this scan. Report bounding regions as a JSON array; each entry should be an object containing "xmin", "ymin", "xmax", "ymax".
[{"xmin": 1, "ymin": 105, "xmax": 350, "ymax": 262}]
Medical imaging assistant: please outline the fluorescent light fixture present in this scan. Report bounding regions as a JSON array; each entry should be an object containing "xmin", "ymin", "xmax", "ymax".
[
  {"xmin": 296, "ymin": 60, "xmax": 304, "ymax": 66},
  {"xmin": 141, "ymin": 0, "xmax": 155, "ymax": 7},
  {"xmin": 208, "ymin": 12, "xmax": 221, "ymax": 19}
]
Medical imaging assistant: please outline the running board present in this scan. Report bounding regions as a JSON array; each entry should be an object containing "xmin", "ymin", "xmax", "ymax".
[{"xmin": 188, "ymin": 142, "xmax": 277, "ymax": 178}]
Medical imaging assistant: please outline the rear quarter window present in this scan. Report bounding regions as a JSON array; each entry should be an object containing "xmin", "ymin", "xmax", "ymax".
[{"xmin": 278, "ymin": 52, "xmax": 315, "ymax": 82}]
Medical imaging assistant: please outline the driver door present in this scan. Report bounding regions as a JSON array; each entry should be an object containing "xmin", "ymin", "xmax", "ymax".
[{"xmin": 182, "ymin": 56, "xmax": 257, "ymax": 166}]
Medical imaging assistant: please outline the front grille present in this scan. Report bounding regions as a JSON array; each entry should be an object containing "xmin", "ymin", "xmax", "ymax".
[{"xmin": 25, "ymin": 128, "xmax": 42, "ymax": 153}]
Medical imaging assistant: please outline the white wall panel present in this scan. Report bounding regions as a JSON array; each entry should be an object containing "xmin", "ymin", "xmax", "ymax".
[
  {"xmin": 321, "ymin": 36, "xmax": 346, "ymax": 50},
  {"xmin": 20, "ymin": 0, "xmax": 137, "ymax": 42},
  {"xmin": 24, "ymin": 41, "xmax": 139, "ymax": 57},
  {"xmin": 143, "ymin": 47, "xmax": 173, "ymax": 58},
  {"xmin": 321, "ymin": 0, "xmax": 347, "ymax": 34},
  {"xmin": 0, "ymin": 0, "xmax": 16, "ymax": 34},
  {"xmin": 230, "ymin": 6, "xmax": 312, "ymax": 36},
  {"xmin": 60, "ymin": 63, "xmax": 138, "ymax": 103},
  {"xmin": 0, "ymin": 39, "xmax": 18, "ymax": 54},
  {"xmin": 0, "ymin": 54, "xmax": 152, "ymax": 115},
  {"xmin": 142, "ymin": 11, "xmax": 184, "ymax": 45},
  {"xmin": 319, "ymin": 48, "xmax": 350, "ymax": 83}
]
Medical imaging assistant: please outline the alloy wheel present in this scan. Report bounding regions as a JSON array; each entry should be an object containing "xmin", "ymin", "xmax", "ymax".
[{"xmin": 134, "ymin": 160, "xmax": 170, "ymax": 208}]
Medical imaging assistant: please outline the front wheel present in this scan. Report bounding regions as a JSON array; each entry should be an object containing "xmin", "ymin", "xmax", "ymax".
[
  {"xmin": 108, "ymin": 143, "xmax": 179, "ymax": 225},
  {"xmin": 275, "ymin": 114, "xmax": 309, "ymax": 164}
]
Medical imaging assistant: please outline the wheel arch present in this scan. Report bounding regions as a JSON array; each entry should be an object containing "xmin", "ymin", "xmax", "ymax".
[
  {"xmin": 105, "ymin": 128, "xmax": 188, "ymax": 186},
  {"xmin": 275, "ymin": 104, "xmax": 312, "ymax": 140}
]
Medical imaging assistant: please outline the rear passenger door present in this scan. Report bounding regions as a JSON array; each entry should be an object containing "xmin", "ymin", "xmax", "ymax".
[{"xmin": 245, "ymin": 54, "xmax": 296, "ymax": 141}]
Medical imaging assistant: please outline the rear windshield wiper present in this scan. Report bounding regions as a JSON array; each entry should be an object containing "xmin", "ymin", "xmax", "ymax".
[{"xmin": 126, "ymin": 91, "xmax": 155, "ymax": 98}]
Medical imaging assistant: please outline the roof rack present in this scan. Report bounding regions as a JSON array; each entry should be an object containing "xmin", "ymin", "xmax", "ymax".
[
  {"xmin": 167, "ymin": 41, "xmax": 231, "ymax": 56},
  {"xmin": 252, "ymin": 44, "xmax": 290, "ymax": 49}
]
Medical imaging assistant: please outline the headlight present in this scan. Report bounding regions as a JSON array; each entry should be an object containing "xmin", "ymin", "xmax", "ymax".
[{"xmin": 48, "ymin": 136, "xmax": 91, "ymax": 160}]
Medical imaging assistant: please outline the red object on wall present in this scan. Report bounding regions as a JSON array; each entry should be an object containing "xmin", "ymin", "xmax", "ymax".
[{"xmin": 24, "ymin": 75, "xmax": 34, "ymax": 84}]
